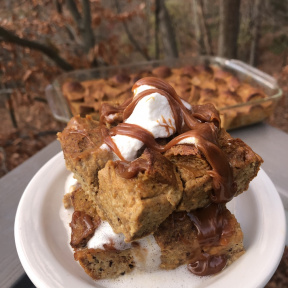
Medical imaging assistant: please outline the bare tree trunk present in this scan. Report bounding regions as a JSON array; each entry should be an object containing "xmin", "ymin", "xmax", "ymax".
[
  {"xmin": 192, "ymin": 0, "xmax": 201, "ymax": 45},
  {"xmin": 54, "ymin": 0, "xmax": 63, "ymax": 14},
  {"xmin": 218, "ymin": 0, "xmax": 241, "ymax": 59},
  {"xmin": 5, "ymin": 0, "xmax": 12, "ymax": 10},
  {"xmin": 82, "ymin": 0, "xmax": 95, "ymax": 53},
  {"xmin": 114, "ymin": 0, "xmax": 150, "ymax": 60},
  {"xmin": 249, "ymin": 0, "xmax": 261, "ymax": 66},
  {"xmin": 0, "ymin": 26, "xmax": 73, "ymax": 71},
  {"xmin": 145, "ymin": 0, "xmax": 151, "ymax": 48},
  {"xmin": 155, "ymin": 0, "xmax": 178, "ymax": 58},
  {"xmin": 66, "ymin": 0, "xmax": 95, "ymax": 53},
  {"xmin": 66, "ymin": 0, "xmax": 82, "ymax": 28},
  {"xmin": 282, "ymin": 49, "xmax": 288, "ymax": 67},
  {"xmin": 197, "ymin": 0, "xmax": 213, "ymax": 55},
  {"xmin": 155, "ymin": 0, "xmax": 160, "ymax": 59}
]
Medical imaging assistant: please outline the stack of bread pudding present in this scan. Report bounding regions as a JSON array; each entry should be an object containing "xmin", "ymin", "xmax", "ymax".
[{"xmin": 58, "ymin": 77, "xmax": 263, "ymax": 280}]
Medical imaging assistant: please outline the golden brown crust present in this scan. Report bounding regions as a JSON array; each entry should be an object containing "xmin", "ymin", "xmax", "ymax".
[
  {"xmin": 218, "ymin": 129, "xmax": 263, "ymax": 196},
  {"xmin": 74, "ymin": 248, "xmax": 135, "ymax": 279},
  {"xmin": 154, "ymin": 208, "xmax": 244, "ymax": 270},
  {"xmin": 164, "ymin": 144, "xmax": 212, "ymax": 211}
]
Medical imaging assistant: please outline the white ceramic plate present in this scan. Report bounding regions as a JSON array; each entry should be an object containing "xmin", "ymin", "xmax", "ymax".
[{"xmin": 15, "ymin": 152, "xmax": 286, "ymax": 288}]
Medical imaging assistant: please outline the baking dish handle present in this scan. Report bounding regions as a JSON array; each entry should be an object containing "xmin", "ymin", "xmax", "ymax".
[
  {"xmin": 225, "ymin": 59, "xmax": 278, "ymax": 89},
  {"xmin": 45, "ymin": 84, "xmax": 71, "ymax": 123}
]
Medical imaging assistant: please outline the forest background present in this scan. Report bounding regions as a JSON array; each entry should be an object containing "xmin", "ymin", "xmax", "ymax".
[{"xmin": 0, "ymin": 0, "xmax": 288, "ymax": 177}]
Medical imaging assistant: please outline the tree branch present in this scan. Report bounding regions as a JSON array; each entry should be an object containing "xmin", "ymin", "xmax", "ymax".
[
  {"xmin": 114, "ymin": 0, "xmax": 150, "ymax": 60},
  {"xmin": 65, "ymin": 24, "xmax": 82, "ymax": 44},
  {"xmin": 0, "ymin": 26, "xmax": 73, "ymax": 71},
  {"xmin": 6, "ymin": 94, "xmax": 18, "ymax": 129}
]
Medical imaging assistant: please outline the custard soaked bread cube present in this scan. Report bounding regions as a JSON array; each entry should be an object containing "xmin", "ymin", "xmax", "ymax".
[
  {"xmin": 57, "ymin": 115, "xmax": 113, "ymax": 198},
  {"xmin": 96, "ymin": 148, "xmax": 183, "ymax": 242},
  {"xmin": 69, "ymin": 187, "xmax": 136, "ymax": 279},
  {"xmin": 164, "ymin": 128, "xmax": 263, "ymax": 211},
  {"xmin": 74, "ymin": 248, "xmax": 135, "ymax": 280},
  {"xmin": 154, "ymin": 204, "xmax": 245, "ymax": 274}
]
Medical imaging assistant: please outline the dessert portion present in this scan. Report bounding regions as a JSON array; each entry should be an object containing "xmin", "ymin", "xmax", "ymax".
[
  {"xmin": 59, "ymin": 77, "xmax": 262, "ymax": 241},
  {"xmin": 60, "ymin": 64, "xmax": 273, "ymax": 130},
  {"xmin": 68, "ymin": 187, "xmax": 244, "ymax": 279},
  {"xmin": 58, "ymin": 77, "xmax": 262, "ymax": 280}
]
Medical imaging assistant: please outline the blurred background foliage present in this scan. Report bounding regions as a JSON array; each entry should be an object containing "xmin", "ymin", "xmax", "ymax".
[{"xmin": 0, "ymin": 0, "xmax": 288, "ymax": 178}]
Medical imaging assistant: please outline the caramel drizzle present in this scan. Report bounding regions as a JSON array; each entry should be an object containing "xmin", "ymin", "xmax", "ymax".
[
  {"xmin": 100, "ymin": 77, "xmax": 236, "ymax": 203},
  {"xmin": 188, "ymin": 203, "xmax": 226, "ymax": 246},
  {"xmin": 114, "ymin": 157, "xmax": 152, "ymax": 179},
  {"xmin": 188, "ymin": 253, "xmax": 227, "ymax": 276},
  {"xmin": 167, "ymin": 204, "xmax": 230, "ymax": 276},
  {"xmin": 101, "ymin": 127, "xmax": 124, "ymax": 160},
  {"xmin": 100, "ymin": 97, "xmax": 132, "ymax": 124},
  {"xmin": 187, "ymin": 203, "xmax": 229, "ymax": 276}
]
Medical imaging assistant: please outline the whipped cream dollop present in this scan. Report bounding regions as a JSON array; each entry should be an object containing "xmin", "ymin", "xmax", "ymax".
[
  {"xmin": 87, "ymin": 220, "xmax": 132, "ymax": 250},
  {"xmin": 104, "ymin": 83, "xmax": 192, "ymax": 161},
  {"xmin": 87, "ymin": 220, "xmax": 161, "ymax": 271}
]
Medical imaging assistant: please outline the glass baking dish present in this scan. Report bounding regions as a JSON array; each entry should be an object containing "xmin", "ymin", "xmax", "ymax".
[{"xmin": 46, "ymin": 56, "xmax": 282, "ymax": 130}]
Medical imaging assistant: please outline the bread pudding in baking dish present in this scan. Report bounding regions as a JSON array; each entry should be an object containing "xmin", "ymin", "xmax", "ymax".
[{"xmin": 61, "ymin": 63, "xmax": 274, "ymax": 130}]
